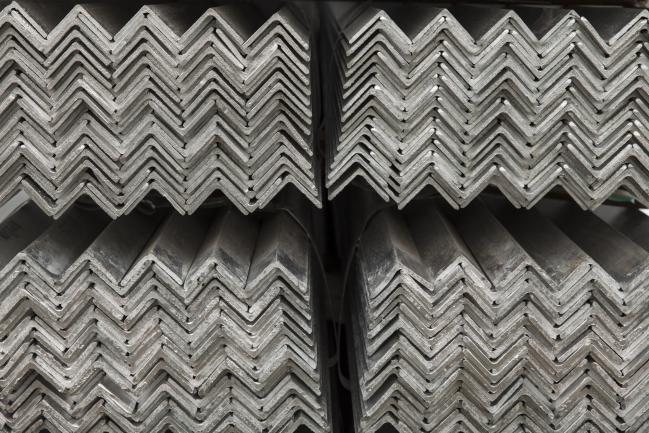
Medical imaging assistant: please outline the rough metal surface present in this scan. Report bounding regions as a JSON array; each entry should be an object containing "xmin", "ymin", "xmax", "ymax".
[
  {"xmin": 324, "ymin": 2, "xmax": 649, "ymax": 210},
  {"xmin": 343, "ymin": 189, "xmax": 649, "ymax": 432},
  {"xmin": 0, "ymin": 0, "xmax": 320, "ymax": 218},
  {"xmin": 0, "ymin": 197, "xmax": 331, "ymax": 433}
]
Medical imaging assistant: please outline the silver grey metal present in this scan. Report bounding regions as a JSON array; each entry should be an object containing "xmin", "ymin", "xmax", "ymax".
[
  {"xmin": 0, "ymin": 0, "xmax": 321, "ymax": 217},
  {"xmin": 0, "ymin": 198, "xmax": 332, "ymax": 433},
  {"xmin": 341, "ymin": 188, "xmax": 649, "ymax": 433},
  {"xmin": 324, "ymin": 2, "xmax": 649, "ymax": 210}
]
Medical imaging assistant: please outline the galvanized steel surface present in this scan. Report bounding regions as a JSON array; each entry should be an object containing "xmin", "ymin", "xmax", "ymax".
[
  {"xmin": 324, "ymin": 2, "xmax": 649, "ymax": 210},
  {"xmin": 344, "ymin": 191, "xmax": 649, "ymax": 432},
  {"xmin": 1, "ymin": 1, "xmax": 649, "ymax": 433},
  {"xmin": 0, "ymin": 0, "xmax": 320, "ymax": 218},
  {"xmin": 0, "ymin": 197, "xmax": 331, "ymax": 432}
]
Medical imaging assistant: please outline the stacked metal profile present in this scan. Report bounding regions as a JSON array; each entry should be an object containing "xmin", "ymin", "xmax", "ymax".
[
  {"xmin": 324, "ymin": 2, "xmax": 649, "ymax": 209},
  {"xmin": 0, "ymin": 0, "xmax": 320, "ymax": 218},
  {"xmin": 346, "ymin": 196, "xmax": 649, "ymax": 432},
  {"xmin": 0, "ymin": 198, "xmax": 331, "ymax": 432}
]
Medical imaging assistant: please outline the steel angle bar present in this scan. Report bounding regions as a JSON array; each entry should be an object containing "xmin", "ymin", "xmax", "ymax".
[
  {"xmin": 325, "ymin": 2, "xmax": 649, "ymax": 209},
  {"xmin": 245, "ymin": 112, "xmax": 313, "ymax": 159},
  {"xmin": 180, "ymin": 74, "xmax": 248, "ymax": 121},
  {"xmin": 183, "ymin": 154, "xmax": 249, "ymax": 195},
  {"xmin": 250, "ymin": 130, "xmax": 314, "ymax": 170},
  {"xmin": 178, "ymin": 41, "xmax": 246, "ymax": 95},
  {"xmin": 0, "ymin": 195, "xmax": 331, "ymax": 432},
  {"xmin": 247, "ymin": 61, "xmax": 313, "ymax": 104},
  {"xmin": 0, "ymin": 1, "xmax": 70, "ymax": 48},
  {"xmin": 251, "ymin": 149, "xmax": 315, "ymax": 190},
  {"xmin": 333, "ymin": 119, "xmax": 397, "ymax": 166},
  {"xmin": 112, "ymin": 32, "xmax": 179, "ymax": 75},
  {"xmin": 244, "ymin": 41, "xmax": 310, "ymax": 87},
  {"xmin": 245, "ymin": 93, "xmax": 313, "ymax": 142},
  {"xmin": 327, "ymin": 147, "xmax": 394, "ymax": 192},
  {"xmin": 251, "ymin": 175, "xmax": 322, "ymax": 213},
  {"xmin": 340, "ymin": 186, "xmax": 649, "ymax": 433},
  {"xmin": 327, "ymin": 168, "xmax": 394, "ymax": 205},
  {"xmin": 0, "ymin": 2, "xmax": 320, "ymax": 215},
  {"xmin": 114, "ymin": 68, "xmax": 181, "ymax": 113},
  {"xmin": 183, "ymin": 179, "xmax": 251, "ymax": 216},
  {"xmin": 117, "ymin": 146, "xmax": 186, "ymax": 186},
  {"xmin": 244, "ymin": 14, "xmax": 312, "ymax": 72},
  {"xmin": 329, "ymin": 149, "xmax": 395, "ymax": 190}
]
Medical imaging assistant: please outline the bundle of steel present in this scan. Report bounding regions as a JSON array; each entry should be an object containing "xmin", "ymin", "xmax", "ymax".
[
  {"xmin": 0, "ymin": 198, "xmax": 331, "ymax": 432},
  {"xmin": 324, "ymin": 2, "xmax": 649, "ymax": 210},
  {"xmin": 0, "ymin": 0, "xmax": 320, "ymax": 218},
  {"xmin": 343, "ymin": 194, "xmax": 649, "ymax": 432}
]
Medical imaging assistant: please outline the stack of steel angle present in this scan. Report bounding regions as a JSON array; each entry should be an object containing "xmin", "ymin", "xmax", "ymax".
[
  {"xmin": 0, "ymin": 0, "xmax": 320, "ymax": 218},
  {"xmin": 324, "ymin": 2, "xmax": 649, "ymax": 209},
  {"xmin": 343, "ymin": 193, "xmax": 649, "ymax": 432},
  {"xmin": 0, "ymin": 197, "xmax": 331, "ymax": 432}
]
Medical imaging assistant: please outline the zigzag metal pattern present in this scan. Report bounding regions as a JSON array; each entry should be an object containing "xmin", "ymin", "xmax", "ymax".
[
  {"xmin": 346, "ymin": 194, "xmax": 649, "ymax": 433},
  {"xmin": 0, "ymin": 1, "xmax": 320, "ymax": 218},
  {"xmin": 0, "ymin": 198, "xmax": 331, "ymax": 432},
  {"xmin": 324, "ymin": 3, "xmax": 649, "ymax": 210}
]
